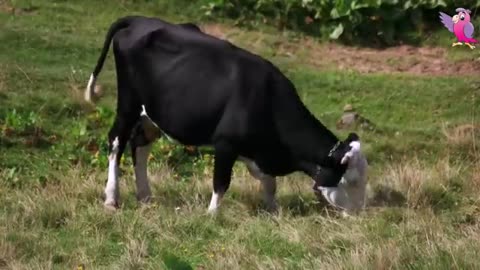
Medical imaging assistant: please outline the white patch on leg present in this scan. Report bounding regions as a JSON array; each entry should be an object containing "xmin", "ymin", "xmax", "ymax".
[
  {"xmin": 85, "ymin": 74, "xmax": 96, "ymax": 102},
  {"xmin": 104, "ymin": 137, "xmax": 120, "ymax": 208},
  {"xmin": 240, "ymin": 157, "xmax": 278, "ymax": 212},
  {"xmin": 135, "ymin": 144, "xmax": 152, "ymax": 203},
  {"xmin": 208, "ymin": 191, "xmax": 222, "ymax": 213}
]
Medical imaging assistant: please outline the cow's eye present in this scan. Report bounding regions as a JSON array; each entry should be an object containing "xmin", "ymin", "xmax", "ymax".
[{"xmin": 460, "ymin": 14, "xmax": 465, "ymax": 20}]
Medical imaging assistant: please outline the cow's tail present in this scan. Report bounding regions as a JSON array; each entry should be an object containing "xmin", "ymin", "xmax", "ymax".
[{"xmin": 85, "ymin": 17, "xmax": 134, "ymax": 103}]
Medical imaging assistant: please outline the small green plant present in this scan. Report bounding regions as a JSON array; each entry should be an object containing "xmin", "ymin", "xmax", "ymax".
[
  {"xmin": 4, "ymin": 109, "xmax": 23, "ymax": 130},
  {"xmin": 2, "ymin": 109, "xmax": 42, "ymax": 136},
  {"xmin": 2, "ymin": 167, "xmax": 21, "ymax": 188},
  {"xmin": 150, "ymin": 137, "xmax": 214, "ymax": 182}
]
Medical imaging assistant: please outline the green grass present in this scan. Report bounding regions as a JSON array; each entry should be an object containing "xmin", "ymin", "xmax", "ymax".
[{"xmin": 1, "ymin": 0, "xmax": 480, "ymax": 269}]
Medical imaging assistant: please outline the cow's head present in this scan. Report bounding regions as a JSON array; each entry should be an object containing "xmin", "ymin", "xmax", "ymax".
[{"xmin": 313, "ymin": 132, "xmax": 362, "ymax": 188}]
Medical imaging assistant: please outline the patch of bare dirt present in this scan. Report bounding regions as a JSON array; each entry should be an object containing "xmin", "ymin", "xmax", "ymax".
[
  {"xmin": 0, "ymin": 0, "xmax": 39, "ymax": 15},
  {"xmin": 307, "ymin": 43, "xmax": 480, "ymax": 76},
  {"xmin": 201, "ymin": 23, "xmax": 480, "ymax": 76},
  {"xmin": 0, "ymin": 0, "xmax": 12, "ymax": 13},
  {"xmin": 202, "ymin": 24, "xmax": 230, "ymax": 40}
]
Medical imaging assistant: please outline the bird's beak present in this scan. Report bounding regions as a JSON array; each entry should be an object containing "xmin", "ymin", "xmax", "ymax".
[{"xmin": 452, "ymin": 15, "xmax": 459, "ymax": 24}]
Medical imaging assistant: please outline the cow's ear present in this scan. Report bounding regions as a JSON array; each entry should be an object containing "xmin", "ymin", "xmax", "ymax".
[{"xmin": 345, "ymin": 132, "xmax": 360, "ymax": 144}]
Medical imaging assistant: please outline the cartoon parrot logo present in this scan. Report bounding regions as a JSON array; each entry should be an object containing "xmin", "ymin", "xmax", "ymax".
[{"xmin": 439, "ymin": 8, "xmax": 477, "ymax": 49}]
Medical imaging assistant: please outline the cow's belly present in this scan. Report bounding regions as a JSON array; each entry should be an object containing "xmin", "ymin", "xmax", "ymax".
[
  {"xmin": 239, "ymin": 140, "xmax": 297, "ymax": 177},
  {"xmin": 149, "ymin": 106, "xmax": 219, "ymax": 145},
  {"xmin": 135, "ymin": 57, "xmax": 239, "ymax": 145},
  {"xmin": 253, "ymin": 157, "xmax": 297, "ymax": 176}
]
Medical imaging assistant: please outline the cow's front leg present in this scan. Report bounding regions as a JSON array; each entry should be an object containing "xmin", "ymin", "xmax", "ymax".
[
  {"xmin": 242, "ymin": 159, "xmax": 277, "ymax": 213},
  {"xmin": 132, "ymin": 143, "xmax": 153, "ymax": 203},
  {"xmin": 208, "ymin": 141, "xmax": 237, "ymax": 213}
]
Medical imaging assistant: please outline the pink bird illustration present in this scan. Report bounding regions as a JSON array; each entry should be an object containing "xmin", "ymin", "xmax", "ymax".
[{"xmin": 439, "ymin": 8, "xmax": 477, "ymax": 49}]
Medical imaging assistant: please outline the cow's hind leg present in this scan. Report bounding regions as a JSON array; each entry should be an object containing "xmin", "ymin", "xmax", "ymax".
[
  {"xmin": 103, "ymin": 44, "xmax": 142, "ymax": 209},
  {"xmin": 241, "ymin": 158, "xmax": 277, "ymax": 213},
  {"xmin": 104, "ymin": 134, "xmax": 120, "ymax": 209},
  {"xmin": 208, "ymin": 141, "xmax": 238, "ymax": 213},
  {"xmin": 104, "ymin": 114, "xmax": 137, "ymax": 209}
]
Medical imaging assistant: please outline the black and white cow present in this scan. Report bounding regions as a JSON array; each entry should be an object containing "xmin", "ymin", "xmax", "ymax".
[{"xmin": 85, "ymin": 16, "xmax": 363, "ymax": 213}]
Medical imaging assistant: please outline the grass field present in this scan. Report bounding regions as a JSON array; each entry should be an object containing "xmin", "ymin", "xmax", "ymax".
[{"xmin": 1, "ymin": 0, "xmax": 480, "ymax": 269}]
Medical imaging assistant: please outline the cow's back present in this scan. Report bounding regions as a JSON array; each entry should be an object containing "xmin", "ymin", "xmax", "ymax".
[
  {"xmin": 123, "ymin": 23, "xmax": 275, "ymax": 141},
  {"xmin": 111, "ymin": 16, "xmax": 172, "ymax": 51}
]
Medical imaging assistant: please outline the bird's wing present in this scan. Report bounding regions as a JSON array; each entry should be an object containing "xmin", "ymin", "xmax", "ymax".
[
  {"xmin": 464, "ymin": 22, "xmax": 475, "ymax": 38},
  {"xmin": 439, "ymin": 12, "xmax": 454, "ymax": 32}
]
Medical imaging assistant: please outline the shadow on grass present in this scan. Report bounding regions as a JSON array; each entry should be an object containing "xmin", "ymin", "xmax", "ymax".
[
  {"xmin": 278, "ymin": 194, "xmax": 326, "ymax": 216},
  {"xmin": 120, "ymin": 181, "xmax": 409, "ymax": 218},
  {"xmin": 247, "ymin": 185, "xmax": 408, "ymax": 217},
  {"xmin": 0, "ymin": 136, "xmax": 54, "ymax": 149},
  {"xmin": 147, "ymin": 186, "xmax": 331, "ymax": 218},
  {"xmin": 151, "ymin": 187, "xmax": 189, "ymax": 209},
  {"xmin": 368, "ymin": 185, "xmax": 407, "ymax": 208},
  {"xmin": 0, "ymin": 126, "xmax": 56, "ymax": 150},
  {"xmin": 0, "ymin": 137, "xmax": 15, "ymax": 147},
  {"xmin": 119, "ymin": 177, "xmax": 408, "ymax": 217},
  {"xmin": 241, "ymin": 192, "xmax": 334, "ymax": 217},
  {"xmin": 161, "ymin": 251, "xmax": 193, "ymax": 270}
]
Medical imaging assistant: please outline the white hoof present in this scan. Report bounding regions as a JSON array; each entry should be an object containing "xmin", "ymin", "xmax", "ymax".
[
  {"xmin": 207, "ymin": 191, "xmax": 222, "ymax": 214},
  {"xmin": 207, "ymin": 206, "xmax": 218, "ymax": 215}
]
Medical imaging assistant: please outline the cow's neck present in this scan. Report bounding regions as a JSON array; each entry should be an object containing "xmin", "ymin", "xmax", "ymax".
[
  {"xmin": 287, "ymin": 108, "xmax": 339, "ymax": 160},
  {"xmin": 272, "ymin": 82, "xmax": 339, "ymax": 162}
]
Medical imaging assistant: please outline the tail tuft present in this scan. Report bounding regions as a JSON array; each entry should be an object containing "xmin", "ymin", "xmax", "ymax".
[{"xmin": 85, "ymin": 74, "xmax": 96, "ymax": 102}]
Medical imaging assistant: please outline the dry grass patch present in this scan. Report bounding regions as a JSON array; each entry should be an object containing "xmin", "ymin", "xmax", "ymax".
[
  {"xmin": 473, "ymin": 161, "xmax": 480, "ymax": 190},
  {"xmin": 373, "ymin": 158, "xmax": 465, "ymax": 210},
  {"xmin": 0, "ymin": 238, "xmax": 17, "ymax": 269},
  {"xmin": 116, "ymin": 238, "xmax": 149, "ymax": 269},
  {"xmin": 442, "ymin": 123, "xmax": 479, "ymax": 148},
  {"xmin": 1, "ymin": 161, "xmax": 479, "ymax": 269},
  {"xmin": 0, "ymin": 0, "xmax": 13, "ymax": 13}
]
